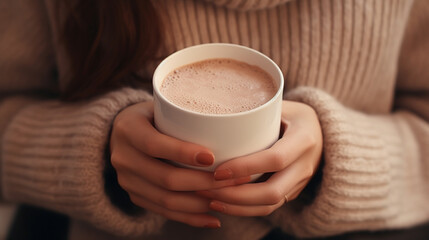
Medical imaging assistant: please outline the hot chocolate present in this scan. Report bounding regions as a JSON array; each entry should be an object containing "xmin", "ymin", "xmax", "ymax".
[{"xmin": 160, "ymin": 58, "xmax": 277, "ymax": 114}]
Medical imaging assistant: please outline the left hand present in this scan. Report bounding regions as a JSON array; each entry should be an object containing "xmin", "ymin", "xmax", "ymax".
[{"xmin": 197, "ymin": 100, "xmax": 323, "ymax": 216}]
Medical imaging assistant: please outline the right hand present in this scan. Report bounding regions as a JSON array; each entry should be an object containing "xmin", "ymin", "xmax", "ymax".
[{"xmin": 109, "ymin": 101, "xmax": 250, "ymax": 228}]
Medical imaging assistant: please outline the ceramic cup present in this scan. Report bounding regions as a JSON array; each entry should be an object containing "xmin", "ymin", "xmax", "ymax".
[{"xmin": 153, "ymin": 43, "xmax": 284, "ymax": 178}]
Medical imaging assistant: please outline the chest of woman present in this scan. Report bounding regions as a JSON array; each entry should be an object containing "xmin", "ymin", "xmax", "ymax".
[{"xmin": 145, "ymin": 0, "xmax": 413, "ymax": 113}]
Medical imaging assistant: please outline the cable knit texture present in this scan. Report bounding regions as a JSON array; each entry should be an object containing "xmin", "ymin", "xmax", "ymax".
[
  {"xmin": 1, "ymin": 0, "xmax": 429, "ymax": 239},
  {"xmin": 1, "ymin": 88, "xmax": 166, "ymax": 237},
  {"xmin": 204, "ymin": 0, "xmax": 293, "ymax": 10},
  {"xmin": 275, "ymin": 87, "xmax": 429, "ymax": 236}
]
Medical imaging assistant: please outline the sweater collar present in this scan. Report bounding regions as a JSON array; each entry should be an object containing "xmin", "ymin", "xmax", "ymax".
[{"xmin": 203, "ymin": 0, "xmax": 294, "ymax": 11}]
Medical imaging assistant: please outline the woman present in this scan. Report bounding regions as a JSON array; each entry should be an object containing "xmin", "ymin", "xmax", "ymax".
[{"xmin": 1, "ymin": 0, "xmax": 428, "ymax": 239}]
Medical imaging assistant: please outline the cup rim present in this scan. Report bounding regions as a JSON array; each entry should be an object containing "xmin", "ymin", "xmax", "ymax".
[{"xmin": 153, "ymin": 43, "xmax": 284, "ymax": 118}]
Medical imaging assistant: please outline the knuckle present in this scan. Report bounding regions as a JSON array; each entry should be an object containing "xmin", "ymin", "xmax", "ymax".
[
  {"xmin": 303, "ymin": 132, "xmax": 317, "ymax": 148},
  {"xmin": 142, "ymin": 138, "xmax": 160, "ymax": 156},
  {"xmin": 176, "ymin": 145, "xmax": 191, "ymax": 162},
  {"xmin": 110, "ymin": 152, "xmax": 125, "ymax": 170},
  {"xmin": 260, "ymin": 206, "xmax": 276, "ymax": 216},
  {"xmin": 128, "ymin": 194, "xmax": 142, "ymax": 207},
  {"xmin": 116, "ymin": 175, "xmax": 129, "ymax": 191},
  {"xmin": 304, "ymin": 166, "xmax": 315, "ymax": 178},
  {"xmin": 161, "ymin": 172, "xmax": 180, "ymax": 191},
  {"xmin": 266, "ymin": 187, "xmax": 284, "ymax": 205},
  {"xmin": 159, "ymin": 195, "xmax": 177, "ymax": 210},
  {"xmin": 270, "ymin": 151, "xmax": 286, "ymax": 170},
  {"xmin": 113, "ymin": 117, "xmax": 128, "ymax": 136}
]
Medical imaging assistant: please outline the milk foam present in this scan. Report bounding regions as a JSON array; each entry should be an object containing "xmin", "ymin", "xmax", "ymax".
[{"xmin": 160, "ymin": 58, "xmax": 277, "ymax": 114}]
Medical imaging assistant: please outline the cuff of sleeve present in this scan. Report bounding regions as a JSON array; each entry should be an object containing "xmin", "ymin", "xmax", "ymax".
[
  {"xmin": 1, "ymin": 87, "xmax": 166, "ymax": 237},
  {"xmin": 267, "ymin": 87, "xmax": 398, "ymax": 237},
  {"xmin": 0, "ymin": 96, "xmax": 38, "ymax": 201}
]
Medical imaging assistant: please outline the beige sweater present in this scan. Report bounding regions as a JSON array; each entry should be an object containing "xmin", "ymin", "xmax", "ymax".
[{"xmin": 1, "ymin": 0, "xmax": 429, "ymax": 239}]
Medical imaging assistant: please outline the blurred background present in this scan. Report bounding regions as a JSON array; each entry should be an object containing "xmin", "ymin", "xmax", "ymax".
[{"xmin": 0, "ymin": 203, "xmax": 16, "ymax": 240}]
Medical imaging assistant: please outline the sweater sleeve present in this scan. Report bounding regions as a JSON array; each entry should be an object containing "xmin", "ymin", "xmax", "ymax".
[
  {"xmin": 1, "ymin": 88, "xmax": 167, "ymax": 237},
  {"xmin": 266, "ymin": 1, "xmax": 429, "ymax": 237},
  {"xmin": 0, "ymin": 0, "xmax": 166, "ymax": 237}
]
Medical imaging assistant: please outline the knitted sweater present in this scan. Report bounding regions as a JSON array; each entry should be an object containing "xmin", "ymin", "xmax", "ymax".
[{"xmin": 1, "ymin": 0, "xmax": 429, "ymax": 239}]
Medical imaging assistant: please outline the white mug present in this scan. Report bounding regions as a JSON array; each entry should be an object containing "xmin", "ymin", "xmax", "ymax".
[{"xmin": 153, "ymin": 43, "xmax": 284, "ymax": 177}]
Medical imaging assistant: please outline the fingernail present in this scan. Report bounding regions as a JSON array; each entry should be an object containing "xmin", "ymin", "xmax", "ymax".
[
  {"xmin": 214, "ymin": 169, "xmax": 233, "ymax": 180},
  {"xmin": 204, "ymin": 222, "xmax": 221, "ymax": 228},
  {"xmin": 234, "ymin": 176, "xmax": 252, "ymax": 185},
  {"xmin": 195, "ymin": 151, "xmax": 214, "ymax": 166},
  {"xmin": 209, "ymin": 201, "xmax": 225, "ymax": 212}
]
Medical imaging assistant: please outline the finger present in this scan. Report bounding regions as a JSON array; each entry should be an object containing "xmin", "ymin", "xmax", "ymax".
[
  {"xmin": 111, "ymin": 145, "xmax": 251, "ymax": 191},
  {"xmin": 115, "ymin": 102, "xmax": 215, "ymax": 167},
  {"xmin": 208, "ymin": 199, "xmax": 284, "ymax": 217},
  {"xmin": 198, "ymin": 158, "xmax": 311, "ymax": 205},
  {"xmin": 213, "ymin": 122, "xmax": 313, "ymax": 180},
  {"xmin": 129, "ymin": 194, "xmax": 221, "ymax": 228},
  {"xmin": 117, "ymin": 171, "xmax": 211, "ymax": 213},
  {"xmin": 207, "ymin": 179, "xmax": 310, "ymax": 217},
  {"xmin": 284, "ymin": 178, "xmax": 310, "ymax": 202},
  {"xmin": 137, "ymin": 121, "xmax": 215, "ymax": 167}
]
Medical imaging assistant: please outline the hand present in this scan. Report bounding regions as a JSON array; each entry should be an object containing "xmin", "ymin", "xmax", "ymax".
[
  {"xmin": 109, "ymin": 101, "xmax": 251, "ymax": 228},
  {"xmin": 197, "ymin": 100, "xmax": 323, "ymax": 216}
]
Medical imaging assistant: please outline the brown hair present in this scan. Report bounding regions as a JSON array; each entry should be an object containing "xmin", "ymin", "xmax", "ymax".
[{"xmin": 59, "ymin": 0, "xmax": 162, "ymax": 101}]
